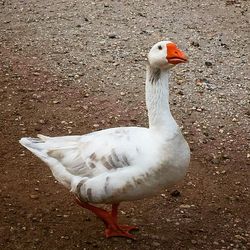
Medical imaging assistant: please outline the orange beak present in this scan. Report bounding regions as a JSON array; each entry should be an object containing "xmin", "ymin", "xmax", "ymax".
[{"xmin": 166, "ymin": 43, "xmax": 188, "ymax": 64}]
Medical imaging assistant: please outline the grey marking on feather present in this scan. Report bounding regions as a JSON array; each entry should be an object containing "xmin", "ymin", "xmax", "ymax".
[
  {"xmin": 72, "ymin": 163, "xmax": 84, "ymax": 171},
  {"xmin": 89, "ymin": 162, "xmax": 96, "ymax": 169},
  {"xmin": 86, "ymin": 188, "xmax": 93, "ymax": 202},
  {"xmin": 111, "ymin": 149, "xmax": 120, "ymax": 162},
  {"xmin": 101, "ymin": 151, "xmax": 129, "ymax": 170},
  {"xmin": 135, "ymin": 178, "xmax": 143, "ymax": 185},
  {"xmin": 108, "ymin": 155, "xmax": 116, "ymax": 168},
  {"xmin": 121, "ymin": 155, "xmax": 130, "ymax": 166},
  {"xmin": 101, "ymin": 156, "xmax": 113, "ymax": 170},
  {"xmin": 89, "ymin": 152, "xmax": 97, "ymax": 161},
  {"xmin": 47, "ymin": 149, "xmax": 64, "ymax": 160},
  {"xmin": 66, "ymin": 162, "xmax": 88, "ymax": 176},
  {"xmin": 76, "ymin": 179, "xmax": 87, "ymax": 201},
  {"xmin": 149, "ymin": 67, "xmax": 161, "ymax": 84},
  {"xmin": 104, "ymin": 176, "xmax": 110, "ymax": 194}
]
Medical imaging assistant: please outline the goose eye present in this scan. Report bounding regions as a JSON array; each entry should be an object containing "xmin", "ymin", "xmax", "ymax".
[{"xmin": 158, "ymin": 45, "xmax": 162, "ymax": 50}]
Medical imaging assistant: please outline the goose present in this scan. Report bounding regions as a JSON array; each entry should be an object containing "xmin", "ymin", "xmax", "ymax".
[{"xmin": 19, "ymin": 40, "xmax": 190, "ymax": 239}]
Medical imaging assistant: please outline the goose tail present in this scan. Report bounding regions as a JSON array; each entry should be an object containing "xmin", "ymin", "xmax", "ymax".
[{"xmin": 19, "ymin": 136, "xmax": 82, "ymax": 190}]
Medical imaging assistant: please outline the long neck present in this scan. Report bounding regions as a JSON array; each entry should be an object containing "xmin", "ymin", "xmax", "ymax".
[{"xmin": 145, "ymin": 65, "xmax": 178, "ymax": 135}]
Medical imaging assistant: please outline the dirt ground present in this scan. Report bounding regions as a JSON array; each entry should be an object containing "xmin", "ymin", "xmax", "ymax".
[{"xmin": 0, "ymin": 0, "xmax": 249, "ymax": 249}]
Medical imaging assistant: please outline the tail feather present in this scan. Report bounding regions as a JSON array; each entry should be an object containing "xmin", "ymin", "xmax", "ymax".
[
  {"xmin": 19, "ymin": 137, "xmax": 49, "ymax": 160},
  {"xmin": 19, "ymin": 136, "xmax": 84, "ymax": 190}
]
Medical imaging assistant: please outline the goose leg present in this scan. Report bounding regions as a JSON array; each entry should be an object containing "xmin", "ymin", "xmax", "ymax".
[
  {"xmin": 75, "ymin": 197, "xmax": 136, "ymax": 239},
  {"xmin": 111, "ymin": 203, "xmax": 139, "ymax": 233}
]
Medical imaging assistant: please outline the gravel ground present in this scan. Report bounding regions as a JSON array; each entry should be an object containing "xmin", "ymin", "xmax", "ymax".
[{"xmin": 0, "ymin": 0, "xmax": 249, "ymax": 249}]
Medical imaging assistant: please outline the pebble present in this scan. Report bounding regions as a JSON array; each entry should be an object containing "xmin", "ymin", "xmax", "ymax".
[
  {"xmin": 39, "ymin": 119, "xmax": 45, "ymax": 124},
  {"xmin": 205, "ymin": 61, "xmax": 212, "ymax": 67},
  {"xmin": 108, "ymin": 33, "xmax": 117, "ymax": 39},
  {"xmin": 191, "ymin": 41, "xmax": 200, "ymax": 47},
  {"xmin": 177, "ymin": 90, "xmax": 184, "ymax": 95},
  {"xmin": 180, "ymin": 204, "xmax": 191, "ymax": 209},
  {"xmin": 29, "ymin": 194, "xmax": 39, "ymax": 199},
  {"xmin": 152, "ymin": 241, "xmax": 161, "ymax": 247},
  {"xmin": 61, "ymin": 235, "xmax": 70, "ymax": 240},
  {"xmin": 171, "ymin": 190, "xmax": 181, "ymax": 197}
]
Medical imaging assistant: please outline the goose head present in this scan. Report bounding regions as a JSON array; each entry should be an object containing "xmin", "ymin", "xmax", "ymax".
[{"xmin": 147, "ymin": 41, "xmax": 188, "ymax": 70}]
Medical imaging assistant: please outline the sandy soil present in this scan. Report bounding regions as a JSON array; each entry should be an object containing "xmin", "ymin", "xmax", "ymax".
[{"xmin": 0, "ymin": 0, "xmax": 249, "ymax": 249}]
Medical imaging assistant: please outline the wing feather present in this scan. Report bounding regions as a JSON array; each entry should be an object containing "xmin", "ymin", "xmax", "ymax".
[{"xmin": 43, "ymin": 127, "xmax": 147, "ymax": 178}]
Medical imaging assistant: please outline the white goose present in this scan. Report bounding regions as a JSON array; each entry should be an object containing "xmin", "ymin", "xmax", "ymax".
[{"xmin": 20, "ymin": 40, "xmax": 190, "ymax": 239}]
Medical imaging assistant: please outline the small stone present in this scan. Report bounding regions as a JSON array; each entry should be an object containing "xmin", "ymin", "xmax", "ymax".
[
  {"xmin": 152, "ymin": 241, "xmax": 161, "ymax": 247},
  {"xmin": 234, "ymin": 235, "xmax": 246, "ymax": 242},
  {"xmin": 30, "ymin": 194, "xmax": 39, "ymax": 199},
  {"xmin": 171, "ymin": 190, "xmax": 181, "ymax": 197},
  {"xmin": 180, "ymin": 204, "xmax": 191, "ymax": 209},
  {"xmin": 211, "ymin": 157, "xmax": 220, "ymax": 164},
  {"xmin": 93, "ymin": 124, "xmax": 99, "ymax": 128},
  {"xmin": 222, "ymin": 154, "xmax": 230, "ymax": 160},
  {"xmin": 61, "ymin": 235, "xmax": 69, "ymax": 240},
  {"xmin": 48, "ymin": 127, "xmax": 54, "ymax": 131},
  {"xmin": 191, "ymin": 41, "xmax": 200, "ymax": 47},
  {"xmin": 191, "ymin": 240, "xmax": 197, "ymax": 244},
  {"xmin": 108, "ymin": 33, "xmax": 117, "ymax": 39},
  {"xmin": 34, "ymin": 126, "xmax": 42, "ymax": 131},
  {"xmin": 177, "ymin": 90, "xmax": 184, "ymax": 95},
  {"xmin": 39, "ymin": 119, "xmax": 45, "ymax": 124},
  {"xmin": 53, "ymin": 100, "xmax": 60, "ymax": 104},
  {"xmin": 205, "ymin": 61, "xmax": 212, "ymax": 67}
]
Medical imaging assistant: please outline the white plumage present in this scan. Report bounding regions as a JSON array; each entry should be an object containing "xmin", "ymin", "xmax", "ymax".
[{"xmin": 20, "ymin": 40, "xmax": 190, "ymax": 238}]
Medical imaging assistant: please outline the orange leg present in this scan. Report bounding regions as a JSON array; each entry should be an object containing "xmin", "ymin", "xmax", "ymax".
[
  {"xmin": 111, "ymin": 203, "xmax": 139, "ymax": 233},
  {"xmin": 75, "ymin": 197, "xmax": 138, "ymax": 239}
]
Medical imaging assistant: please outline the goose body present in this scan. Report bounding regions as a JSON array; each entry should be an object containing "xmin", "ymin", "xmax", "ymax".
[{"xmin": 20, "ymin": 40, "xmax": 190, "ymax": 238}]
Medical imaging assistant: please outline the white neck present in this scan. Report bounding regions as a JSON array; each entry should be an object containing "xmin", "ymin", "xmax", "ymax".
[{"xmin": 145, "ymin": 65, "xmax": 178, "ymax": 135}]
